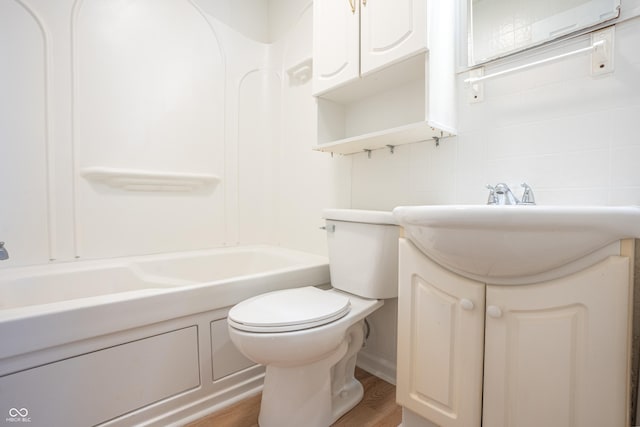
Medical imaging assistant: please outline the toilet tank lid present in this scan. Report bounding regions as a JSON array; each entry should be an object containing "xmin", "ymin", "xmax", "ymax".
[{"xmin": 322, "ymin": 209, "xmax": 398, "ymax": 225}]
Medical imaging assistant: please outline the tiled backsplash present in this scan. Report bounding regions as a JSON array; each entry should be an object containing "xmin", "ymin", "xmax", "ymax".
[{"xmin": 352, "ymin": 18, "xmax": 640, "ymax": 209}]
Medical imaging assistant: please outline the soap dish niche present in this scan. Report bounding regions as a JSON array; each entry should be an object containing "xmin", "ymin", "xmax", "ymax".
[{"xmin": 287, "ymin": 58, "xmax": 313, "ymax": 85}]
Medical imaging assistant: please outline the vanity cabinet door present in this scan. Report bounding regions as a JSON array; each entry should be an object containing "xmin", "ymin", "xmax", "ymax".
[
  {"xmin": 359, "ymin": 0, "xmax": 426, "ymax": 75},
  {"xmin": 397, "ymin": 238, "xmax": 485, "ymax": 427},
  {"xmin": 483, "ymin": 256, "xmax": 630, "ymax": 427},
  {"xmin": 312, "ymin": 0, "xmax": 360, "ymax": 95}
]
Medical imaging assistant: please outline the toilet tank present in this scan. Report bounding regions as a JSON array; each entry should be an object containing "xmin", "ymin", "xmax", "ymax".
[{"xmin": 323, "ymin": 209, "xmax": 399, "ymax": 299}]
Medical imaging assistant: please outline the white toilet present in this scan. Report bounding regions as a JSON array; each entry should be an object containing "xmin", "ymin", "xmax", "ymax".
[{"xmin": 227, "ymin": 209, "xmax": 399, "ymax": 427}]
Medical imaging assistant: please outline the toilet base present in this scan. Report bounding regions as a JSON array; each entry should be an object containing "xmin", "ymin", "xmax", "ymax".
[
  {"xmin": 257, "ymin": 322, "xmax": 367, "ymax": 427},
  {"xmin": 331, "ymin": 376, "xmax": 364, "ymax": 422}
]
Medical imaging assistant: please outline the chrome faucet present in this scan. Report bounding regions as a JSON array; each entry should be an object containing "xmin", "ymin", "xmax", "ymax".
[
  {"xmin": 0, "ymin": 242, "xmax": 8, "ymax": 260},
  {"xmin": 519, "ymin": 183, "xmax": 536, "ymax": 205},
  {"xmin": 486, "ymin": 183, "xmax": 536, "ymax": 205}
]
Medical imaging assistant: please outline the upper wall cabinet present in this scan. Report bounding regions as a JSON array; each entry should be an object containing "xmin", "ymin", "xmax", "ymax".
[
  {"xmin": 361, "ymin": 0, "xmax": 427, "ymax": 76},
  {"xmin": 312, "ymin": 0, "xmax": 457, "ymax": 155},
  {"xmin": 313, "ymin": 0, "xmax": 426, "ymax": 94},
  {"xmin": 312, "ymin": 0, "xmax": 359, "ymax": 94}
]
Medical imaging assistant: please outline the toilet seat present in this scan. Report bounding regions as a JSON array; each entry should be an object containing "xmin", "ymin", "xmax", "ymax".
[{"xmin": 228, "ymin": 287, "xmax": 351, "ymax": 333}]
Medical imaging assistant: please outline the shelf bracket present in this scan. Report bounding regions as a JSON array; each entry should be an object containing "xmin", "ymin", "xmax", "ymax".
[
  {"xmin": 364, "ymin": 149, "xmax": 372, "ymax": 159},
  {"xmin": 386, "ymin": 145, "xmax": 395, "ymax": 154}
]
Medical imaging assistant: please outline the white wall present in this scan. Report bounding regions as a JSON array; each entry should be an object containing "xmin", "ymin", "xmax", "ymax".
[
  {"xmin": 0, "ymin": 0, "xmax": 351, "ymax": 269},
  {"xmin": 75, "ymin": 0, "xmax": 227, "ymax": 258},
  {"xmin": 194, "ymin": 0, "xmax": 270, "ymax": 43},
  {"xmin": 0, "ymin": 0, "xmax": 328, "ymax": 269},
  {"xmin": 0, "ymin": 1, "xmax": 51, "ymax": 266},
  {"xmin": 6, "ymin": 0, "xmax": 639, "ymax": 270},
  {"xmin": 269, "ymin": 1, "xmax": 352, "ymax": 256},
  {"xmin": 350, "ymin": 16, "xmax": 640, "ymax": 210}
]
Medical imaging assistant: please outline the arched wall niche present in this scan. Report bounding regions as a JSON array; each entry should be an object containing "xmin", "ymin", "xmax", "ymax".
[
  {"xmin": 0, "ymin": 0, "xmax": 51, "ymax": 267},
  {"xmin": 72, "ymin": 0, "xmax": 227, "ymax": 258}
]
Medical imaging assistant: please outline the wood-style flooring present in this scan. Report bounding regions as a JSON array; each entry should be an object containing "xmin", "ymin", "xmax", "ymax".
[{"xmin": 186, "ymin": 368, "xmax": 402, "ymax": 427}]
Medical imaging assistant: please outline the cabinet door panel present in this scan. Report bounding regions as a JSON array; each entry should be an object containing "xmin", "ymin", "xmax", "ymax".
[
  {"xmin": 312, "ymin": 0, "xmax": 359, "ymax": 95},
  {"xmin": 397, "ymin": 239, "xmax": 485, "ymax": 427},
  {"xmin": 483, "ymin": 256, "xmax": 630, "ymax": 427},
  {"xmin": 360, "ymin": 0, "xmax": 426, "ymax": 75}
]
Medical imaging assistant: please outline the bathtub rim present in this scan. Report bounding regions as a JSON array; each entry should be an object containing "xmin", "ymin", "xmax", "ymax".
[
  {"xmin": 0, "ymin": 244, "xmax": 329, "ymax": 310},
  {"xmin": 0, "ymin": 245, "xmax": 330, "ymax": 361}
]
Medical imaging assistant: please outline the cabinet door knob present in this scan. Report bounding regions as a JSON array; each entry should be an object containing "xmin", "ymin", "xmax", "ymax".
[
  {"xmin": 487, "ymin": 305, "xmax": 503, "ymax": 318},
  {"xmin": 460, "ymin": 298, "xmax": 474, "ymax": 311}
]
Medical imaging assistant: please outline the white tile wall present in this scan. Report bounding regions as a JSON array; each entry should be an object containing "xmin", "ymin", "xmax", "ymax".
[{"xmin": 351, "ymin": 17, "xmax": 640, "ymax": 209}]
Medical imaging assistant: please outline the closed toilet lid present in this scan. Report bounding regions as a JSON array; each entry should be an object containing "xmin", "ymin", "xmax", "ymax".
[{"xmin": 228, "ymin": 287, "xmax": 351, "ymax": 333}]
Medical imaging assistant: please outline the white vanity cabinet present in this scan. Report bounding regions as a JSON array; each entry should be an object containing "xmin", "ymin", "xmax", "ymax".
[
  {"xmin": 312, "ymin": 0, "xmax": 426, "ymax": 95},
  {"xmin": 311, "ymin": 0, "xmax": 456, "ymax": 155},
  {"xmin": 396, "ymin": 238, "xmax": 485, "ymax": 427},
  {"xmin": 397, "ymin": 237, "xmax": 633, "ymax": 427}
]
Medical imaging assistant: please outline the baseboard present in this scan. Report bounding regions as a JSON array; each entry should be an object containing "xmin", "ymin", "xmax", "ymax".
[
  {"xmin": 356, "ymin": 350, "xmax": 397, "ymax": 385},
  {"xmin": 100, "ymin": 369, "xmax": 265, "ymax": 427}
]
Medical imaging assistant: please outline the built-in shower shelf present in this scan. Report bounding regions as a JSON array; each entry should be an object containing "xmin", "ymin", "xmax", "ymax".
[{"xmin": 81, "ymin": 167, "xmax": 220, "ymax": 192}]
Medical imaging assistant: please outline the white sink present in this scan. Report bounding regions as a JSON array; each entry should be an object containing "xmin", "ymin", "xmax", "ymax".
[{"xmin": 393, "ymin": 205, "xmax": 640, "ymax": 283}]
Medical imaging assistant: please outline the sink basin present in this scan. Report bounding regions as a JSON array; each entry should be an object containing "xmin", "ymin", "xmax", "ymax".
[{"xmin": 392, "ymin": 205, "xmax": 640, "ymax": 283}]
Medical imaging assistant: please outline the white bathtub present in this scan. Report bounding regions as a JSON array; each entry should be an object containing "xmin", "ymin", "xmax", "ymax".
[{"xmin": 0, "ymin": 245, "xmax": 329, "ymax": 427}]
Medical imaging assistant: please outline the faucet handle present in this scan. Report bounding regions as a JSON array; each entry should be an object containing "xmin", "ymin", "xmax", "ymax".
[
  {"xmin": 520, "ymin": 183, "xmax": 536, "ymax": 205},
  {"xmin": 0, "ymin": 242, "xmax": 7, "ymax": 261},
  {"xmin": 486, "ymin": 185, "xmax": 497, "ymax": 205}
]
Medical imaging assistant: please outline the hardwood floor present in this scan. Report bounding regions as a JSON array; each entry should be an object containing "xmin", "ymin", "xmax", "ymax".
[{"xmin": 186, "ymin": 368, "xmax": 402, "ymax": 427}]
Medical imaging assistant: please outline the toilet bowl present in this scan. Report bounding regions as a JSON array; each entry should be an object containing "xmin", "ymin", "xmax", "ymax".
[{"xmin": 227, "ymin": 209, "xmax": 399, "ymax": 427}]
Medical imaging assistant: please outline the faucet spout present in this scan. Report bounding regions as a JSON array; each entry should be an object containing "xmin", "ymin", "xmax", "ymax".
[
  {"xmin": 0, "ymin": 242, "xmax": 9, "ymax": 260},
  {"xmin": 493, "ymin": 183, "xmax": 519, "ymax": 205}
]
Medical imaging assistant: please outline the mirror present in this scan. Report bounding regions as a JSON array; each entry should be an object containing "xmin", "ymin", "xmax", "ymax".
[{"xmin": 469, "ymin": 0, "xmax": 620, "ymax": 65}]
